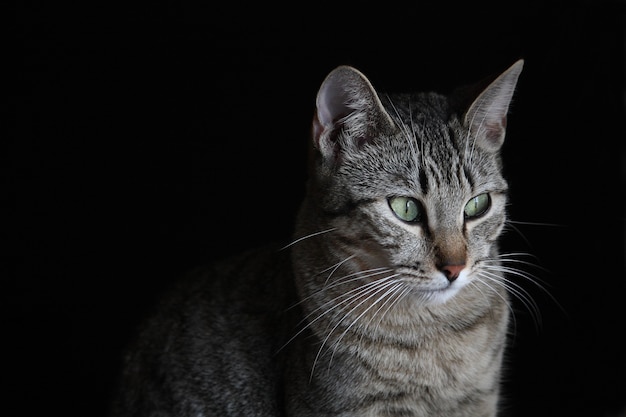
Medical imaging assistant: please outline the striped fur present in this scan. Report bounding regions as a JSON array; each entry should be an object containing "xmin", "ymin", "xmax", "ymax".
[{"xmin": 109, "ymin": 61, "xmax": 524, "ymax": 417}]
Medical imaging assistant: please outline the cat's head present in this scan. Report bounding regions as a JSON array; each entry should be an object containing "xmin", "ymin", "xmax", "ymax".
[{"xmin": 297, "ymin": 60, "xmax": 523, "ymax": 306}]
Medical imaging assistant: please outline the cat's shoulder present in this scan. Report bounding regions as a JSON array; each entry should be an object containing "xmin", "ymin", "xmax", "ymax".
[
  {"xmin": 132, "ymin": 243, "xmax": 295, "ymax": 344},
  {"xmin": 187, "ymin": 243, "xmax": 292, "ymax": 289},
  {"xmin": 206, "ymin": 242, "xmax": 293, "ymax": 281},
  {"xmin": 165, "ymin": 243, "xmax": 295, "ymax": 311}
]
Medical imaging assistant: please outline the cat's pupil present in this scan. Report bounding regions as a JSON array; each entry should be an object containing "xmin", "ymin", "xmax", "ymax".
[
  {"xmin": 464, "ymin": 193, "xmax": 490, "ymax": 219},
  {"xmin": 389, "ymin": 196, "xmax": 422, "ymax": 223}
]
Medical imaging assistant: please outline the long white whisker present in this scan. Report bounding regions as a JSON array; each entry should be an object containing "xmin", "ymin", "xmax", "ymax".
[
  {"xmin": 277, "ymin": 271, "xmax": 394, "ymax": 355},
  {"xmin": 494, "ymin": 257, "xmax": 551, "ymax": 283},
  {"xmin": 341, "ymin": 280, "xmax": 405, "ymax": 339},
  {"xmin": 360, "ymin": 282, "xmax": 409, "ymax": 344},
  {"xmin": 486, "ymin": 263, "xmax": 565, "ymax": 316},
  {"xmin": 280, "ymin": 228, "xmax": 337, "ymax": 250},
  {"xmin": 311, "ymin": 275, "xmax": 400, "ymax": 379},
  {"xmin": 319, "ymin": 254, "xmax": 357, "ymax": 286},
  {"xmin": 299, "ymin": 273, "xmax": 396, "ymax": 327},
  {"xmin": 288, "ymin": 267, "xmax": 393, "ymax": 312},
  {"xmin": 507, "ymin": 220, "xmax": 566, "ymax": 228},
  {"xmin": 328, "ymin": 279, "xmax": 404, "ymax": 367},
  {"xmin": 468, "ymin": 279, "xmax": 518, "ymax": 335},
  {"xmin": 479, "ymin": 269, "xmax": 543, "ymax": 331},
  {"xmin": 503, "ymin": 221, "xmax": 534, "ymax": 248},
  {"xmin": 471, "ymin": 274, "xmax": 517, "ymax": 320}
]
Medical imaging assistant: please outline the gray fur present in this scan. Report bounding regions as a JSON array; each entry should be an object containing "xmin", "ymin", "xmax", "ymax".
[{"xmin": 109, "ymin": 60, "xmax": 524, "ymax": 417}]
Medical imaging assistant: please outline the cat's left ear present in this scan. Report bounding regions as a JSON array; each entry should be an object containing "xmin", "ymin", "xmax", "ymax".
[
  {"xmin": 312, "ymin": 66, "xmax": 396, "ymax": 162},
  {"xmin": 464, "ymin": 59, "xmax": 524, "ymax": 152}
]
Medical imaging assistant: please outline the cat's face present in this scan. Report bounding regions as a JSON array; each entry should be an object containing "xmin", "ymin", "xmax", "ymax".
[
  {"xmin": 296, "ymin": 61, "xmax": 522, "ymax": 307},
  {"xmin": 314, "ymin": 110, "xmax": 508, "ymax": 305}
]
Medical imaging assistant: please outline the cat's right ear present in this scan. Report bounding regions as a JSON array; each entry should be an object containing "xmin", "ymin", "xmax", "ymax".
[
  {"xmin": 463, "ymin": 59, "xmax": 524, "ymax": 152},
  {"xmin": 312, "ymin": 66, "xmax": 396, "ymax": 163}
]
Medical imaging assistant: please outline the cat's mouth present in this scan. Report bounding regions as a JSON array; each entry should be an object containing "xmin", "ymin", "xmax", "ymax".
[{"xmin": 395, "ymin": 266, "xmax": 468, "ymax": 303}]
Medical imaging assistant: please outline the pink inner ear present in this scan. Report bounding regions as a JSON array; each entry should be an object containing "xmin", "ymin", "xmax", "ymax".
[
  {"xmin": 316, "ymin": 75, "xmax": 353, "ymax": 129},
  {"xmin": 311, "ymin": 105, "xmax": 343, "ymax": 161},
  {"xmin": 482, "ymin": 121, "xmax": 505, "ymax": 148},
  {"xmin": 313, "ymin": 73, "xmax": 356, "ymax": 158},
  {"xmin": 316, "ymin": 94, "xmax": 334, "ymax": 128}
]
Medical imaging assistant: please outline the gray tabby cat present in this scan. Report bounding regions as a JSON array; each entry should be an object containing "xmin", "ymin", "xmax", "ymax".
[{"xmin": 109, "ymin": 59, "xmax": 524, "ymax": 417}]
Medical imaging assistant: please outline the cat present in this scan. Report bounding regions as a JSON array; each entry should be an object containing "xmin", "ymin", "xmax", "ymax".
[{"xmin": 108, "ymin": 59, "xmax": 524, "ymax": 417}]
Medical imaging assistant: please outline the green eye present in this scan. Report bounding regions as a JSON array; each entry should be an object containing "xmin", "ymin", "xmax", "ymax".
[
  {"xmin": 389, "ymin": 196, "xmax": 423, "ymax": 223},
  {"xmin": 464, "ymin": 193, "xmax": 490, "ymax": 218}
]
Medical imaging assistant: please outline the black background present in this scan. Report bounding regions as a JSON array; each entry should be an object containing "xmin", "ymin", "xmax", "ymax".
[{"xmin": 10, "ymin": 1, "xmax": 626, "ymax": 416}]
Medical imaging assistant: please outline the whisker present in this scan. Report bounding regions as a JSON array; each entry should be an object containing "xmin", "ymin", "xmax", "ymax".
[
  {"xmin": 503, "ymin": 221, "xmax": 534, "ymax": 249},
  {"xmin": 288, "ymin": 267, "xmax": 393, "ymax": 312},
  {"xmin": 487, "ymin": 263, "xmax": 565, "ymax": 317},
  {"xmin": 361, "ymin": 282, "xmax": 410, "ymax": 344},
  {"xmin": 479, "ymin": 269, "xmax": 543, "ymax": 330},
  {"xmin": 277, "ymin": 270, "xmax": 394, "ymax": 355},
  {"xmin": 340, "ymin": 280, "xmax": 405, "ymax": 338},
  {"xmin": 279, "ymin": 228, "xmax": 337, "ymax": 250},
  {"xmin": 495, "ymin": 256, "xmax": 551, "ymax": 283},
  {"xmin": 311, "ymin": 275, "xmax": 401, "ymax": 379},
  {"xmin": 489, "ymin": 253, "xmax": 554, "ymax": 290},
  {"xmin": 471, "ymin": 275, "xmax": 517, "ymax": 323},
  {"xmin": 318, "ymin": 254, "xmax": 357, "ymax": 286},
  {"xmin": 468, "ymin": 279, "xmax": 518, "ymax": 335},
  {"xmin": 503, "ymin": 219, "xmax": 566, "ymax": 252},
  {"xmin": 300, "ymin": 273, "xmax": 396, "ymax": 327},
  {"xmin": 494, "ymin": 252, "xmax": 551, "ymax": 276},
  {"xmin": 507, "ymin": 220, "xmax": 566, "ymax": 228},
  {"xmin": 327, "ymin": 279, "xmax": 404, "ymax": 367}
]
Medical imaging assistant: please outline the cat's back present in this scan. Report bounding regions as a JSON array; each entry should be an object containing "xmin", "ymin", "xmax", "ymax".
[{"xmin": 109, "ymin": 244, "xmax": 297, "ymax": 417}]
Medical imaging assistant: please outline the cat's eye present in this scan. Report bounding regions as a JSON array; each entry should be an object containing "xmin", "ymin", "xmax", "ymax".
[
  {"xmin": 464, "ymin": 193, "xmax": 490, "ymax": 219},
  {"xmin": 389, "ymin": 196, "xmax": 423, "ymax": 223}
]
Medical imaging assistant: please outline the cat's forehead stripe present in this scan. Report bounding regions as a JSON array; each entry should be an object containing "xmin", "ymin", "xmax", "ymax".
[
  {"xmin": 418, "ymin": 166, "xmax": 429, "ymax": 195},
  {"xmin": 411, "ymin": 126, "xmax": 469, "ymax": 193},
  {"xmin": 463, "ymin": 165, "xmax": 475, "ymax": 189}
]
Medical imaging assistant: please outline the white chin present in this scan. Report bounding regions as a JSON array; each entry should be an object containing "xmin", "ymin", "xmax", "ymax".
[
  {"xmin": 426, "ymin": 273, "xmax": 470, "ymax": 305},
  {"xmin": 427, "ymin": 286, "xmax": 462, "ymax": 304}
]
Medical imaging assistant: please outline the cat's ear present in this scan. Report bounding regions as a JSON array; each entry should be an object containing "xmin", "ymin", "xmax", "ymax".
[
  {"xmin": 312, "ymin": 66, "xmax": 396, "ymax": 162},
  {"xmin": 464, "ymin": 59, "xmax": 524, "ymax": 152}
]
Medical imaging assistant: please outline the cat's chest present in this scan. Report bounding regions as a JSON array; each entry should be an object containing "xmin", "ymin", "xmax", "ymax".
[
  {"xmin": 287, "ymin": 323, "xmax": 502, "ymax": 414},
  {"xmin": 289, "ymin": 342, "xmax": 501, "ymax": 417},
  {"xmin": 354, "ymin": 327, "xmax": 498, "ymax": 387}
]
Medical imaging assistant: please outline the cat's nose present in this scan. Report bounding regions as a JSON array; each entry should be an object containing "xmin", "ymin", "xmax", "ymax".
[{"xmin": 440, "ymin": 264, "xmax": 465, "ymax": 283}]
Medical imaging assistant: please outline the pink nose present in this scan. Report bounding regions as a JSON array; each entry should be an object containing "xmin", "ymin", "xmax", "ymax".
[{"xmin": 440, "ymin": 264, "xmax": 465, "ymax": 282}]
